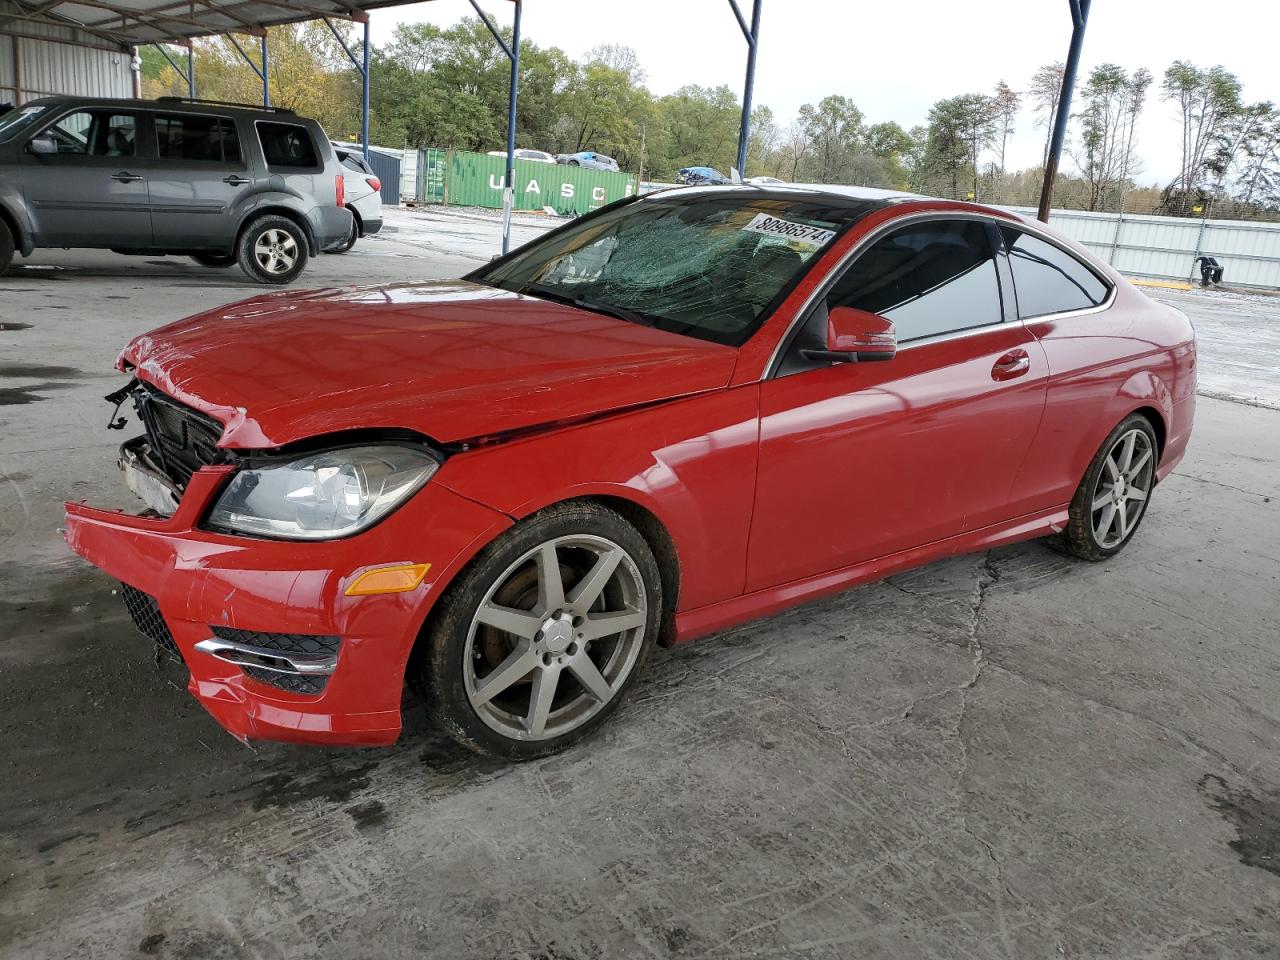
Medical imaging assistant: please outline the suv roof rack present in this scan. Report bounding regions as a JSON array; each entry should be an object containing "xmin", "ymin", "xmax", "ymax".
[{"xmin": 154, "ymin": 96, "xmax": 296, "ymax": 115}]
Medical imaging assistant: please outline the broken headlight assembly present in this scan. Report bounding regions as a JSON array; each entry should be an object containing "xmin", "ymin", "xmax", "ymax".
[{"xmin": 206, "ymin": 445, "xmax": 440, "ymax": 540}]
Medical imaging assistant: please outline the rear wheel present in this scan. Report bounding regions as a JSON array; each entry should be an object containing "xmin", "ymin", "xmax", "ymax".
[
  {"xmin": 190, "ymin": 252, "xmax": 236, "ymax": 268},
  {"xmin": 237, "ymin": 214, "xmax": 308, "ymax": 284},
  {"xmin": 331, "ymin": 214, "xmax": 358, "ymax": 254},
  {"xmin": 0, "ymin": 220, "xmax": 14, "ymax": 274},
  {"xmin": 1061, "ymin": 413, "xmax": 1159, "ymax": 560},
  {"xmin": 412, "ymin": 502, "xmax": 661, "ymax": 760}
]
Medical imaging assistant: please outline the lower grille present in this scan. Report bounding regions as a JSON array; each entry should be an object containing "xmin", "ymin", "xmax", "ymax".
[
  {"xmin": 242, "ymin": 667, "xmax": 330, "ymax": 695},
  {"xmin": 120, "ymin": 584, "xmax": 183, "ymax": 662},
  {"xmin": 202, "ymin": 626, "xmax": 341, "ymax": 696}
]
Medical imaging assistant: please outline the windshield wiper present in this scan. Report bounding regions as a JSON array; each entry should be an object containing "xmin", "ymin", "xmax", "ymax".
[{"xmin": 518, "ymin": 282, "xmax": 656, "ymax": 327}]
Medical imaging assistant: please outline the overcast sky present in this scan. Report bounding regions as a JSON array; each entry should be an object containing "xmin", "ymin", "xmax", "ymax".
[{"xmin": 369, "ymin": 1, "xmax": 1278, "ymax": 185}]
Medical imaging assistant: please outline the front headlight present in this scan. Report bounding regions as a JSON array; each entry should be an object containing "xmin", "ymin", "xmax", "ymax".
[{"xmin": 207, "ymin": 445, "xmax": 440, "ymax": 540}]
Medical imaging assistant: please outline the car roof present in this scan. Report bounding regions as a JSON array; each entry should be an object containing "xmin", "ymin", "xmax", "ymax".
[{"xmin": 649, "ymin": 182, "xmax": 923, "ymax": 206}]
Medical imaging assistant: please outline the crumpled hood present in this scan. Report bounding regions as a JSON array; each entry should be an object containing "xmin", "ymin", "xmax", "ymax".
[{"xmin": 120, "ymin": 280, "xmax": 738, "ymax": 449}]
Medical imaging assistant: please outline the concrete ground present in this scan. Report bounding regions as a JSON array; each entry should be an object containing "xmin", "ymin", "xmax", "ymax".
[{"xmin": 2, "ymin": 210, "xmax": 1279, "ymax": 959}]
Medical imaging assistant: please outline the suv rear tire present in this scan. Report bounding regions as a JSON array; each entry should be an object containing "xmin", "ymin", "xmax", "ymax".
[
  {"xmin": 0, "ymin": 220, "xmax": 14, "ymax": 275},
  {"xmin": 237, "ymin": 215, "xmax": 308, "ymax": 284},
  {"xmin": 331, "ymin": 215, "xmax": 358, "ymax": 254},
  {"xmin": 191, "ymin": 253, "xmax": 236, "ymax": 268}
]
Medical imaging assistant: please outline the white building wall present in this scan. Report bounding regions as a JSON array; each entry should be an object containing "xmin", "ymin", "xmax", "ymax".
[{"xmin": 1, "ymin": 19, "xmax": 134, "ymax": 105}]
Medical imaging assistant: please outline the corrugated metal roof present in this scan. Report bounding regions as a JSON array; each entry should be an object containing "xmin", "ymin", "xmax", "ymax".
[{"xmin": 0, "ymin": 0, "xmax": 432, "ymax": 48}]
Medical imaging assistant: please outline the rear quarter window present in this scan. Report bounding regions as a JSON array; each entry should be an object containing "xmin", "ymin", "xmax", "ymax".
[
  {"xmin": 257, "ymin": 122, "xmax": 320, "ymax": 170},
  {"xmin": 1003, "ymin": 227, "xmax": 1110, "ymax": 318}
]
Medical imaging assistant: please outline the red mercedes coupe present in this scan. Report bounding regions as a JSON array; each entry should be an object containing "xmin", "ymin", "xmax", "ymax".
[{"xmin": 65, "ymin": 185, "xmax": 1196, "ymax": 759}]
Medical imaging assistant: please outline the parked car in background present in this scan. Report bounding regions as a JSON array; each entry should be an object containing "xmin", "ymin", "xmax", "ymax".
[
  {"xmin": 487, "ymin": 148, "xmax": 557, "ymax": 164},
  {"xmin": 0, "ymin": 96, "xmax": 351, "ymax": 283},
  {"xmin": 556, "ymin": 151, "xmax": 620, "ymax": 172},
  {"xmin": 676, "ymin": 166, "xmax": 731, "ymax": 185},
  {"xmin": 67, "ymin": 184, "xmax": 1195, "ymax": 761},
  {"xmin": 746, "ymin": 175, "xmax": 785, "ymax": 185},
  {"xmin": 331, "ymin": 145, "xmax": 384, "ymax": 253}
]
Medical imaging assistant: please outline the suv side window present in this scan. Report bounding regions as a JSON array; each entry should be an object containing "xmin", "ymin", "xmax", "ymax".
[
  {"xmin": 828, "ymin": 218, "xmax": 1004, "ymax": 341},
  {"xmin": 42, "ymin": 110, "xmax": 137, "ymax": 157},
  {"xmin": 1002, "ymin": 227, "xmax": 1109, "ymax": 318},
  {"xmin": 155, "ymin": 114, "xmax": 241, "ymax": 164},
  {"xmin": 257, "ymin": 122, "xmax": 319, "ymax": 170}
]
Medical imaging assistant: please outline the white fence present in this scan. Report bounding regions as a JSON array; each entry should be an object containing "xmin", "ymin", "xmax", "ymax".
[{"xmin": 1005, "ymin": 206, "xmax": 1280, "ymax": 290}]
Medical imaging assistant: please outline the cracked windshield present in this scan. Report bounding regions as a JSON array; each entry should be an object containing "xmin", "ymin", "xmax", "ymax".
[{"xmin": 477, "ymin": 195, "xmax": 862, "ymax": 345}]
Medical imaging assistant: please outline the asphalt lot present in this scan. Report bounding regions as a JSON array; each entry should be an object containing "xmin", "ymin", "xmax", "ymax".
[{"xmin": 2, "ymin": 209, "xmax": 1279, "ymax": 959}]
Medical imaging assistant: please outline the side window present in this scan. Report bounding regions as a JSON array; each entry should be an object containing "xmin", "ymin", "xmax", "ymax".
[
  {"xmin": 41, "ymin": 111, "xmax": 137, "ymax": 157},
  {"xmin": 827, "ymin": 219, "xmax": 1003, "ymax": 342},
  {"xmin": 155, "ymin": 114, "xmax": 242, "ymax": 164},
  {"xmin": 1002, "ymin": 227, "xmax": 1109, "ymax": 318},
  {"xmin": 257, "ymin": 122, "xmax": 319, "ymax": 170}
]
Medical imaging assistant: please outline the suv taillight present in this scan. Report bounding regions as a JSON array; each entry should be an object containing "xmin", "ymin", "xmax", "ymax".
[
  {"xmin": 336, "ymin": 174, "xmax": 345, "ymax": 208},
  {"xmin": 366, "ymin": 177, "xmax": 381, "ymax": 193}
]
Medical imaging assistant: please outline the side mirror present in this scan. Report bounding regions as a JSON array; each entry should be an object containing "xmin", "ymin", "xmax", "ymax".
[
  {"xmin": 27, "ymin": 137, "xmax": 56, "ymax": 155},
  {"xmin": 801, "ymin": 306, "xmax": 897, "ymax": 364}
]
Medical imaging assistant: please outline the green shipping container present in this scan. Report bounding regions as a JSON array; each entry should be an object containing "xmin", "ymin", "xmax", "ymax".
[{"xmin": 446, "ymin": 150, "xmax": 637, "ymax": 215}]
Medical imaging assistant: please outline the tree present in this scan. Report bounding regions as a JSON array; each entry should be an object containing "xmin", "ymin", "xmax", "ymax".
[
  {"xmin": 1236, "ymin": 107, "xmax": 1280, "ymax": 207},
  {"xmin": 796, "ymin": 95, "xmax": 864, "ymax": 182},
  {"xmin": 1029, "ymin": 61, "xmax": 1066, "ymax": 167},
  {"xmin": 1162, "ymin": 61, "xmax": 1242, "ymax": 198},
  {"xmin": 747, "ymin": 104, "xmax": 780, "ymax": 177},
  {"xmin": 1073, "ymin": 64, "xmax": 1151, "ymax": 210},
  {"xmin": 991, "ymin": 80, "xmax": 1021, "ymax": 174},
  {"xmin": 919, "ymin": 96, "xmax": 974, "ymax": 198},
  {"xmin": 954, "ymin": 94, "xmax": 997, "ymax": 200}
]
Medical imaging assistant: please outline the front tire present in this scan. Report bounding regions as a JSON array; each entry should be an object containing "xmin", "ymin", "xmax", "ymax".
[
  {"xmin": 412, "ymin": 502, "xmax": 662, "ymax": 760},
  {"xmin": 237, "ymin": 214, "xmax": 308, "ymax": 284},
  {"xmin": 1061, "ymin": 413, "xmax": 1159, "ymax": 561}
]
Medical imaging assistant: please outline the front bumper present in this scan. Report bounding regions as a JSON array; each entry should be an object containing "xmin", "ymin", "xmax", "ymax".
[{"xmin": 64, "ymin": 465, "xmax": 510, "ymax": 746}]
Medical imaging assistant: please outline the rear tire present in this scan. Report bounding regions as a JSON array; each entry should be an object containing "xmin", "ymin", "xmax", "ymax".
[
  {"xmin": 0, "ymin": 220, "xmax": 14, "ymax": 275},
  {"xmin": 237, "ymin": 214, "xmax": 308, "ymax": 285},
  {"xmin": 1061, "ymin": 413, "xmax": 1159, "ymax": 561},
  {"xmin": 331, "ymin": 214, "xmax": 358, "ymax": 254},
  {"xmin": 410, "ymin": 502, "xmax": 662, "ymax": 761},
  {"xmin": 190, "ymin": 253, "xmax": 236, "ymax": 268}
]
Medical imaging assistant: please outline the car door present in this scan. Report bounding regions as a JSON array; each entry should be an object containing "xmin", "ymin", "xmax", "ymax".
[
  {"xmin": 148, "ymin": 111, "xmax": 255, "ymax": 250},
  {"xmin": 19, "ymin": 107, "xmax": 152, "ymax": 247},
  {"xmin": 745, "ymin": 216, "xmax": 1050, "ymax": 592}
]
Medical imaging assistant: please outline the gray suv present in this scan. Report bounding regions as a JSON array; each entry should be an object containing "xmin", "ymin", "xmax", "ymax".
[{"xmin": 0, "ymin": 96, "xmax": 352, "ymax": 284}]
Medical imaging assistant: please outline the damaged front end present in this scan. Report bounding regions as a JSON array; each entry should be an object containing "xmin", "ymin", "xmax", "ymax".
[{"xmin": 106, "ymin": 378, "xmax": 227, "ymax": 517}]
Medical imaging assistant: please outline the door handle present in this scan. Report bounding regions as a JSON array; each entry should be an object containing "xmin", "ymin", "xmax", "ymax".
[
  {"xmin": 223, "ymin": 175, "xmax": 252, "ymax": 185},
  {"xmin": 111, "ymin": 171, "xmax": 144, "ymax": 183},
  {"xmin": 991, "ymin": 350, "xmax": 1031, "ymax": 381}
]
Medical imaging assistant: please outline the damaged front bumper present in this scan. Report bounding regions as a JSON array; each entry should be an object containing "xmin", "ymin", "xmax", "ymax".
[{"xmin": 64, "ymin": 459, "xmax": 511, "ymax": 747}]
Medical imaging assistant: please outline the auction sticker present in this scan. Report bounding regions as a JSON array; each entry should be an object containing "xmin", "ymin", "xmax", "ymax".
[{"xmin": 742, "ymin": 213, "xmax": 836, "ymax": 247}]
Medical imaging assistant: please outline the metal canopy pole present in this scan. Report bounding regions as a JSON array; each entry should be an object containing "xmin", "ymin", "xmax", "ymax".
[
  {"xmin": 154, "ymin": 42, "xmax": 193, "ymax": 96},
  {"xmin": 262, "ymin": 36, "xmax": 270, "ymax": 107},
  {"xmin": 323, "ymin": 16, "xmax": 371, "ymax": 159},
  {"xmin": 361, "ymin": 19, "xmax": 370, "ymax": 161},
  {"xmin": 1037, "ymin": 0, "xmax": 1091, "ymax": 222},
  {"xmin": 186, "ymin": 44, "xmax": 195, "ymax": 97},
  {"xmin": 468, "ymin": 0, "xmax": 521, "ymax": 255},
  {"xmin": 227, "ymin": 33, "xmax": 269, "ymax": 107},
  {"xmin": 728, "ymin": 0, "xmax": 761, "ymax": 179}
]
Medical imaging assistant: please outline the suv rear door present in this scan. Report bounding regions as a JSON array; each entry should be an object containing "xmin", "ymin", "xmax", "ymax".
[
  {"xmin": 148, "ymin": 110, "xmax": 253, "ymax": 250},
  {"xmin": 20, "ymin": 106, "xmax": 152, "ymax": 247}
]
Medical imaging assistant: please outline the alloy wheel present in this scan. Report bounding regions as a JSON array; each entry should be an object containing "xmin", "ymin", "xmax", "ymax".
[
  {"xmin": 1090, "ymin": 427, "xmax": 1155, "ymax": 548},
  {"xmin": 464, "ymin": 534, "xmax": 648, "ymax": 742},
  {"xmin": 253, "ymin": 228, "xmax": 299, "ymax": 275}
]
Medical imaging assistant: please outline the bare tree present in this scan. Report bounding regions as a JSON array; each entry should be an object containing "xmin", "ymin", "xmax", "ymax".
[
  {"xmin": 1029, "ymin": 61, "xmax": 1066, "ymax": 167},
  {"xmin": 991, "ymin": 80, "xmax": 1021, "ymax": 174},
  {"xmin": 1073, "ymin": 65, "xmax": 1151, "ymax": 210}
]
